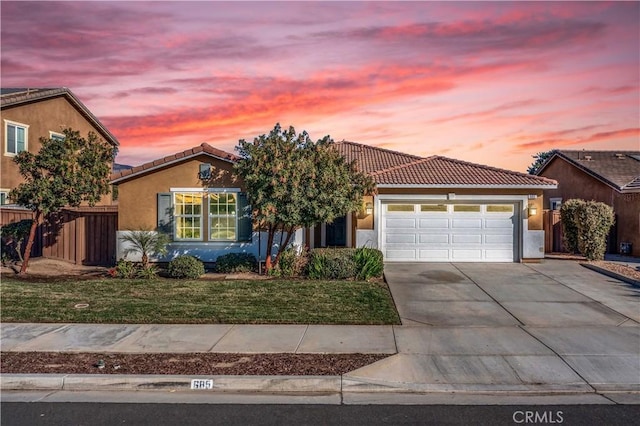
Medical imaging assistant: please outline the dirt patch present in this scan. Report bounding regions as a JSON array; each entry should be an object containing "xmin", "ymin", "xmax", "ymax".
[
  {"xmin": 0, "ymin": 352, "xmax": 388, "ymax": 376},
  {"xmin": 1, "ymin": 258, "xmax": 108, "ymax": 282}
]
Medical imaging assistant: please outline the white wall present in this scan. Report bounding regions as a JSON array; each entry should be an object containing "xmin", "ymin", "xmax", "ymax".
[{"xmin": 116, "ymin": 229, "xmax": 304, "ymax": 263}]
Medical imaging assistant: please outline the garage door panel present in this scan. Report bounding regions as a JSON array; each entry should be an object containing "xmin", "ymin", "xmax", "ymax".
[
  {"xmin": 419, "ymin": 234, "xmax": 449, "ymax": 244},
  {"xmin": 419, "ymin": 218, "xmax": 449, "ymax": 228},
  {"xmin": 382, "ymin": 202, "xmax": 517, "ymax": 262},
  {"xmin": 452, "ymin": 249, "xmax": 483, "ymax": 260},
  {"xmin": 418, "ymin": 249, "xmax": 449, "ymax": 260},
  {"xmin": 485, "ymin": 234, "xmax": 513, "ymax": 244},
  {"xmin": 452, "ymin": 218, "xmax": 482, "ymax": 228},
  {"xmin": 485, "ymin": 218, "xmax": 514, "ymax": 228},
  {"xmin": 386, "ymin": 249, "xmax": 416, "ymax": 260},
  {"xmin": 386, "ymin": 234, "xmax": 416, "ymax": 244},
  {"xmin": 452, "ymin": 234, "xmax": 482, "ymax": 244},
  {"xmin": 386, "ymin": 218, "xmax": 416, "ymax": 229},
  {"xmin": 485, "ymin": 250, "xmax": 514, "ymax": 260}
]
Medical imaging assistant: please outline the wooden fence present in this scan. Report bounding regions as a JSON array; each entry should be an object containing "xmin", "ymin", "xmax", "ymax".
[
  {"xmin": 543, "ymin": 209, "xmax": 564, "ymax": 253},
  {"xmin": 1, "ymin": 205, "xmax": 117, "ymax": 265}
]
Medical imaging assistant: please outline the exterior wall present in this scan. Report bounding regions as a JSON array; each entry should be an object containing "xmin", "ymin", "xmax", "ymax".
[
  {"xmin": 1, "ymin": 97, "xmax": 115, "ymax": 205},
  {"xmin": 117, "ymin": 155, "xmax": 239, "ymax": 230},
  {"xmin": 540, "ymin": 158, "xmax": 640, "ymax": 256}
]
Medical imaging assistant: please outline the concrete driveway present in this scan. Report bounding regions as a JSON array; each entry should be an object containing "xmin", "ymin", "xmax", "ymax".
[{"xmin": 344, "ymin": 259, "xmax": 640, "ymax": 398}]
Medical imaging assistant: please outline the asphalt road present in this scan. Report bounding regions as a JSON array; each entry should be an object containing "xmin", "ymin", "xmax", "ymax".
[{"xmin": 2, "ymin": 403, "xmax": 639, "ymax": 426}]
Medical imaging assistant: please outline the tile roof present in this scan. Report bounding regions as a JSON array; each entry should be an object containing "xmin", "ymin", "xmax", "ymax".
[
  {"xmin": 111, "ymin": 143, "xmax": 237, "ymax": 183},
  {"xmin": 537, "ymin": 150, "xmax": 640, "ymax": 192},
  {"xmin": 111, "ymin": 140, "xmax": 556, "ymax": 188},
  {"xmin": 336, "ymin": 141, "xmax": 557, "ymax": 187},
  {"xmin": 1, "ymin": 88, "xmax": 119, "ymax": 147}
]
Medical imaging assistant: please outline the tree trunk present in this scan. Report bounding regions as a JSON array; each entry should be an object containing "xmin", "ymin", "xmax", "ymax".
[
  {"xmin": 273, "ymin": 224, "xmax": 296, "ymax": 268},
  {"xmin": 19, "ymin": 210, "xmax": 42, "ymax": 275},
  {"xmin": 264, "ymin": 224, "xmax": 276, "ymax": 272},
  {"xmin": 142, "ymin": 253, "xmax": 149, "ymax": 269}
]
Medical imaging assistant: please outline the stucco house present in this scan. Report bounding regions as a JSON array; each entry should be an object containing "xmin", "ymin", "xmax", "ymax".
[
  {"xmin": 1, "ymin": 88, "xmax": 120, "ymax": 205},
  {"xmin": 535, "ymin": 150, "xmax": 640, "ymax": 256},
  {"xmin": 112, "ymin": 141, "xmax": 556, "ymax": 264}
]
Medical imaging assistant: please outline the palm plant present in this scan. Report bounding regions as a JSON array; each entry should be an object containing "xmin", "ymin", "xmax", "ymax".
[{"xmin": 120, "ymin": 230, "xmax": 170, "ymax": 268}]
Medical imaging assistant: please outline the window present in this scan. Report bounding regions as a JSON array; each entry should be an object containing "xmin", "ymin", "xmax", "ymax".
[
  {"xmin": 4, "ymin": 120, "xmax": 28, "ymax": 155},
  {"xmin": 420, "ymin": 204, "xmax": 447, "ymax": 212},
  {"xmin": 387, "ymin": 204, "xmax": 414, "ymax": 212},
  {"xmin": 0, "ymin": 191, "xmax": 8, "ymax": 205},
  {"xmin": 174, "ymin": 192, "xmax": 203, "ymax": 240},
  {"xmin": 209, "ymin": 192, "xmax": 237, "ymax": 241},
  {"xmin": 486, "ymin": 205, "xmax": 514, "ymax": 213},
  {"xmin": 49, "ymin": 131, "xmax": 65, "ymax": 141},
  {"xmin": 550, "ymin": 198, "xmax": 562, "ymax": 211},
  {"xmin": 454, "ymin": 205, "xmax": 481, "ymax": 213}
]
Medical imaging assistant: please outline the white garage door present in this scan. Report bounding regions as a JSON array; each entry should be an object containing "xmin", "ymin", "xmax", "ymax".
[{"xmin": 381, "ymin": 202, "xmax": 517, "ymax": 262}]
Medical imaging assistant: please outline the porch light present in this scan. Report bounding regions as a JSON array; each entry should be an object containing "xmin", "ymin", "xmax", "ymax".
[
  {"xmin": 365, "ymin": 202, "xmax": 373, "ymax": 215},
  {"xmin": 528, "ymin": 204, "xmax": 538, "ymax": 217}
]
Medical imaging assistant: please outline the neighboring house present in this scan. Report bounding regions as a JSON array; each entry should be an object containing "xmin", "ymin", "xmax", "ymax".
[
  {"xmin": 112, "ymin": 141, "xmax": 557, "ymax": 263},
  {"xmin": 1, "ymin": 87, "xmax": 120, "ymax": 205},
  {"xmin": 535, "ymin": 150, "xmax": 640, "ymax": 256}
]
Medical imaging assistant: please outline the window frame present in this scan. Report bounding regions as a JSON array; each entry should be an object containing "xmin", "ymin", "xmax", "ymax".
[
  {"xmin": 49, "ymin": 131, "xmax": 65, "ymax": 141},
  {"xmin": 0, "ymin": 190, "xmax": 9, "ymax": 205},
  {"xmin": 173, "ymin": 191, "xmax": 204, "ymax": 241},
  {"xmin": 4, "ymin": 120, "xmax": 29, "ymax": 156},
  {"xmin": 208, "ymin": 190, "xmax": 238, "ymax": 241}
]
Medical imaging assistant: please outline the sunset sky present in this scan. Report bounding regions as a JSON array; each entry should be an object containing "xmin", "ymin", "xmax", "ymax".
[{"xmin": 2, "ymin": 1, "xmax": 638, "ymax": 172}]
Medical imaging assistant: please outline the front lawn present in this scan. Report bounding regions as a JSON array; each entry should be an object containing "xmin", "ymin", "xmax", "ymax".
[{"xmin": 0, "ymin": 277, "xmax": 400, "ymax": 325}]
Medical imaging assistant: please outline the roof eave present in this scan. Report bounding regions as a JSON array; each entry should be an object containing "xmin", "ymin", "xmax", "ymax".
[
  {"xmin": 376, "ymin": 184, "xmax": 558, "ymax": 189},
  {"xmin": 111, "ymin": 151, "xmax": 236, "ymax": 184}
]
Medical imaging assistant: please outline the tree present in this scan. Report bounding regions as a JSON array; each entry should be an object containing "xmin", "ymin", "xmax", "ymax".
[
  {"xmin": 527, "ymin": 150, "xmax": 556, "ymax": 174},
  {"xmin": 9, "ymin": 129, "xmax": 115, "ymax": 274},
  {"xmin": 235, "ymin": 124, "xmax": 376, "ymax": 271},
  {"xmin": 120, "ymin": 230, "xmax": 170, "ymax": 268}
]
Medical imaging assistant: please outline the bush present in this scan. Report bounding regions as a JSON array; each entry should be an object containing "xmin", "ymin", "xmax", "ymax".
[
  {"xmin": 215, "ymin": 252, "xmax": 257, "ymax": 273},
  {"xmin": 1, "ymin": 219, "xmax": 33, "ymax": 262},
  {"xmin": 111, "ymin": 259, "xmax": 137, "ymax": 279},
  {"xmin": 168, "ymin": 255, "xmax": 205, "ymax": 279},
  {"xmin": 307, "ymin": 248, "xmax": 357, "ymax": 280},
  {"xmin": 560, "ymin": 199, "xmax": 584, "ymax": 253},
  {"xmin": 354, "ymin": 247, "xmax": 384, "ymax": 280},
  {"xmin": 575, "ymin": 201, "xmax": 615, "ymax": 261},
  {"xmin": 272, "ymin": 246, "xmax": 308, "ymax": 277},
  {"xmin": 136, "ymin": 265, "xmax": 159, "ymax": 280}
]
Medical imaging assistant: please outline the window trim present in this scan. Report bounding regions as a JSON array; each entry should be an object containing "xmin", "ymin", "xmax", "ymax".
[
  {"xmin": 0, "ymin": 189, "xmax": 9, "ymax": 205},
  {"xmin": 49, "ymin": 131, "xmax": 65, "ymax": 141},
  {"xmin": 208, "ymin": 190, "xmax": 238, "ymax": 242},
  {"xmin": 4, "ymin": 120, "xmax": 29, "ymax": 156},
  {"xmin": 173, "ymin": 191, "xmax": 204, "ymax": 241}
]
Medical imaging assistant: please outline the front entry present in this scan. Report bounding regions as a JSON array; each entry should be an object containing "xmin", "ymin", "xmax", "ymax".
[{"xmin": 326, "ymin": 215, "xmax": 347, "ymax": 247}]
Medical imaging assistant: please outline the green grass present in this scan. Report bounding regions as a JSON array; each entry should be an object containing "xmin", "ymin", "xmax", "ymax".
[{"xmin": 0, "ymin": 277, "xmax": 400, "ymax": 325}]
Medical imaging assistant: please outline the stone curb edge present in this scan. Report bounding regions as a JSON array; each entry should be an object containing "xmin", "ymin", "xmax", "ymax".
[
  {"xmin": 581, "ymin": 263, "xmax": 640, "ymax": 287},
  {"xmin": 4, "ymin": 374, "xmax": 634, "ymax": 394}
]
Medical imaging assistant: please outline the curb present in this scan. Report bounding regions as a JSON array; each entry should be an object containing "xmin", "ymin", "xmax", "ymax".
[
  {"xmin": 581, "ymin": 263, "xmax": 640, "ymax": 287},
  {"xmin": 0, "ymin": 374, "xmax": 341, "ymax": 393}
]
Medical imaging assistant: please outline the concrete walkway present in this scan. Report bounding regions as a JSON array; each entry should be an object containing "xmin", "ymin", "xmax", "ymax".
[{"xmin": 2, "ymin": 259, "xmax": 639, "ymax": 403}]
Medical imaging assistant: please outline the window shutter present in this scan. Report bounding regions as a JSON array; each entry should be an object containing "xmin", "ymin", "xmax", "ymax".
[
  {"xmin": 157, "ymin": 193, "xmax": 173, "ymax": 235},
  {"xmin": 237, "ymin": 192, "xmax": 252, "ymax": 242}
]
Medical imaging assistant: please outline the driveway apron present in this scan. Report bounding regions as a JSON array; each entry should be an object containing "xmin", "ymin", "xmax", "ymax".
[{"xmin": 345, "ymin": 260, "xmax": 640, "ymax": 393}]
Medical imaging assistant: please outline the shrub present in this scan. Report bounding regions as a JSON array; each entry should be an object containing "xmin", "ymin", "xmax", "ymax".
[
  {"xmin": 354, "ymin": 247, "xmax": 384, "ymax": 280},
  {"xmin": 575, "ymin": 201, "xmax": 615, "ymax": 261},
  {"xmin": 1, "ymin": 219, "xmax": 33, "ymax": 263},
  {"xmin": 215, "ymin": 252, "xmax": 257, "ymax": 273},
  {"xmin": 560, "ymin": 199, "xmax": 584, "ymax": 254},
  {"xmin": 307, "ymin": 248, "xmax": 357, "ymax": 280},
  {"xmin": 168, "ymin": 255, "xmax": 205, "ymax": 279},
  {"xmin": 112, "ymin": 259, "xmax": 137, "ymax": 279},
  {"xmin": 136, "ymin": 265, "xmax": 159, "ymax": 280},
  {"xmin": 272, "ymin": 246, "xmax": 308, "ymax": 277},
  {"xmin": 120, "ymin": 230, "xmax": 170, "ymax": 268}
]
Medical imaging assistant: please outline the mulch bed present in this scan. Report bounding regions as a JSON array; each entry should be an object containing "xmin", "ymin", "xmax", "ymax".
[{"xmin": 0, "ymin": 352, "xmax": 389, "ymax": 376}]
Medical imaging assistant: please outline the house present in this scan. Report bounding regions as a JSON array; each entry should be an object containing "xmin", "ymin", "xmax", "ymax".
[
  {"xmin": 535, "ymin": 150, "xmax": 640, "ymax": 256},
  {"xmin": 1, "ymin": 87, "xmax": 120, "ymax": 205},
  {"xmin": 112, "ymin": 141, "xmax": 557, "ymax": 263}
]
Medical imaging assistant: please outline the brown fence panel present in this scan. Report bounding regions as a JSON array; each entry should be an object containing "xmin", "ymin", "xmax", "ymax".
[{"xmin": 543, "ymin": 210, "xmax": 565, "ymax": 253}]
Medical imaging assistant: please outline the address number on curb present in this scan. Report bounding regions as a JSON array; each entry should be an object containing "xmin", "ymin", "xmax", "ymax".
[{"xmin": 191, "ymin": 379, "xmax": 214, "ymax": 390}]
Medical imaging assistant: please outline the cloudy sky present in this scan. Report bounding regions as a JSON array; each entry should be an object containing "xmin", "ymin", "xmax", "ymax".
[{"xmin": 2, "ymin": 1, "xmax": 638, "ymax": 172}]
